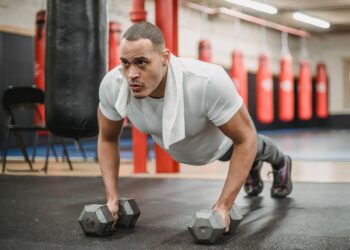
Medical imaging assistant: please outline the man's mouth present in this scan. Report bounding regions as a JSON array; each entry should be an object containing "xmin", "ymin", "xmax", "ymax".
[{"xmin": 129, "ymin": 84, "xmax": 143, "ymax": 92}]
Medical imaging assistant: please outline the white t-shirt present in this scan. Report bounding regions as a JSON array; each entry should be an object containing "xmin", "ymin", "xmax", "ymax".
[{"xmin": 99, "ymin": 56, "xmax": 243, "ymax": 165}]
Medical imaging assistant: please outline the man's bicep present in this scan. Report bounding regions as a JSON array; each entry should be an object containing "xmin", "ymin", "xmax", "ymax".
[
  {"xmin": 98, "ymin": 108, "xmax": 124, "ymax": 142},
  {"xmin": 218, "ymin": 105, "xmax": 256, "ymax": 144}
]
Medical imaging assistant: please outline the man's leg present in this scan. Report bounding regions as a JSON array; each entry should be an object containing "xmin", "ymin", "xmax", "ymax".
[
  {"xmin": 218, "ymin": 135, "xmax": 292, "ymax": 197},
  {"xmin": 244, "ymin": 160, "xmax": 264, "ymax": 196},
  {"xmin": 254, "ymin": 134, "xmax": 293, "ymax": 198}
]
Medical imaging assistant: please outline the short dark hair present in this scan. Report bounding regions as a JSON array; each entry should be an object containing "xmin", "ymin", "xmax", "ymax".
[{"xmin": 122, "ymin": 21, "xmax": 165, "ymax": 48}]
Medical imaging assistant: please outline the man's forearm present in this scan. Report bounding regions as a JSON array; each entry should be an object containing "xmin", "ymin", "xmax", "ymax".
[
  {"xmin": 98, "ymin": 138, "xmax": 120, "ymax": 203},
  {"xmin": 216, "ymin": 138, "xmax": 257, "ymax": 210}
]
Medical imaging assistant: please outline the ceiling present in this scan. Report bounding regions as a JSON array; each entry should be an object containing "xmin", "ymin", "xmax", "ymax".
[{"xmin": 185, "ymin": 0, "xmax": 350, "ymax": 35}]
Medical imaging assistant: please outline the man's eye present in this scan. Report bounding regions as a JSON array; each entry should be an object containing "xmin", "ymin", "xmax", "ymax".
[
  {"xmin": 138, "ymin": 61, "xmax": 146, "ymax": 67},
  {"xmin": 122, "ymin": 61, "xmax": 130, "ymax": 67}
]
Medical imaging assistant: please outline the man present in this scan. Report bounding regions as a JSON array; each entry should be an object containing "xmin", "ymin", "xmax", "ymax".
[{"xmin": 98, "ymin": 21, "xmax": 292, "ymax": 232}]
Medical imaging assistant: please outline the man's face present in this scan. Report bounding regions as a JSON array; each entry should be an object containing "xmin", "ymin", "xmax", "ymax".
[{"xmin": 120, "ymin": 38, "xmax": 168, "ymax": 99}]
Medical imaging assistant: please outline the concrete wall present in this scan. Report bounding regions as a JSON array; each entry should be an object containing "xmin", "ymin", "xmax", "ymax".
[{"xmin": 0, "ymin": 0, "xmax": 349, "ymax": 114}]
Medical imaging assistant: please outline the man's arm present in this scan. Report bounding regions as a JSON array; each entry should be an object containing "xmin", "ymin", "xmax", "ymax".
[
  {"xmin": 97, "ymin": 108, "xmax": 124, "ymax": 218},
  {"xmin": 214, "ymin": 105, "xmax": 257, "ymax": 229}
]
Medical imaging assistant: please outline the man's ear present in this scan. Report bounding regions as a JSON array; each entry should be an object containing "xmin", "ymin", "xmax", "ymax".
[{"xmin": 162, "ymin": 49, "xmax": 170, "ymax": 65}]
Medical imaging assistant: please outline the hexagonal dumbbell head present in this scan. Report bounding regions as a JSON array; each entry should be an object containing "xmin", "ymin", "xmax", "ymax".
[
  {"xmin": 228, "ymin": 203, "xmax": 243, "ymax": 232},
  {"xmin": 187, "ymin": 210, "xmax": 225, "ymax": 244},
  {"xmin": 78, "ymin": 204, "xmax": 115, "ymax": 236},
  {"xmin": 117, "ymin": 198, "xmax": 141, "ymax": 228}
]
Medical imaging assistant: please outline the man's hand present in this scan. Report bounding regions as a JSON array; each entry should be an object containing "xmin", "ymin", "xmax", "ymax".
[
  {"xmin": 107, "ymin": 200, "xmax": 119, "ymax": 228},
  {"xmin": 213, "ymin": 204, "xmax": 230, "ymax": 232}
]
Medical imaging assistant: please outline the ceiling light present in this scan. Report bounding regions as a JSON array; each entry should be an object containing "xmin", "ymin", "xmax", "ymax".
[
  {"xmin": 225, "ymin": 0, "xmax": 278, "ymax": 15},
  {"xmin": 293, "ymin": 12, "xmax": 330, "ymax": 29}
]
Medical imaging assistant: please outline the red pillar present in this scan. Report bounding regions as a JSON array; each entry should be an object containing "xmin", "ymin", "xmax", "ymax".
[
  {"xmin": 156, "ymin": 0, "xmax": 173, "ymax": 52},
  {"xmin": 155, "ymin": 0, "xmax": 179, "ymax": 173},
  {"xmin": 34, "ymin": 10, "xmax": 46, "ymax": 92},
  {"xmin": 34, "ymin": 10, "xmax": 47, "ymax": 135},
  {"xmin": 108, "ymin": 21, "xmax": 122, "ymax": 70},
  {"xmin": 129, "ymin": 0, "xmax": 148, "ymax": 173},
  {"xmin": 132, "ymin": 126, "xmax": 148, "ymax": 173},
  {"xmin": 130, "ymin": 0, "xmax": 147, "ymax": 22},
  {"xmin": 172, "ymin": 0, "xmax": 178, "ymax": 56}
]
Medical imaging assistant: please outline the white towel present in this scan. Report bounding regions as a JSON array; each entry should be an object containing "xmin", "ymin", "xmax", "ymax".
[{"xmin": 114, "ymin": 54, "xmax": 185, "ymax": 149}]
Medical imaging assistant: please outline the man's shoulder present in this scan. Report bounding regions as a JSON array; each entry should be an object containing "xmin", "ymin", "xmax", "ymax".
[
  {"xmin": 99, "ymin": 66, "xmax": 126, "ymax": 103},
  {"xmin": 104, "ymin": 65, "xmax": 124, "ymax": 82},
  {"xmin": 100, "ymin": 66, "xmax": 124, "ymax": 89},
  {"xmin": 177, "ymin": 57, "xmax": 222, "ymax": 79}
]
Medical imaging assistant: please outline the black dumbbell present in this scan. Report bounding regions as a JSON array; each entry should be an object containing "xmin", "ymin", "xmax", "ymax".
[
  {"xmin": 78, "ymin": 198, "xmax": 141, "ymax": 236},
  {"xmin": 187, "ymin": 204, "xmax": 242, "ymax": 244}
]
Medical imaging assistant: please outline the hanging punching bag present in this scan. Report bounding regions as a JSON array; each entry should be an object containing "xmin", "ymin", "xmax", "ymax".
[
  {"xmin": 108, "ymin": 21, "xmax": 122, "ymax": 70},
  {"xmin": 256, "ymin": 54, "xmax": 274, "ymax": 124},
  {"xmin": 278, "ymin": 56, "xmax": 294, "ymax": 122},
  {"xmin": 230, "ymin": 50, "xmax": 248, "ymax": 107},
  {"xmin": 298, "ymin": 60, "xmax": 312, "ymax": 120},
  {"xmin": 315, "ymin": 63, "xmax": 328, "ymax": 118},
  {"xmin": 198, "ymin": 40, "xmax": 212, "ymax": 63},
  {"xmin": 45, "ymin": 0, "xmax": 107, "ymax": 139},
  {"xmin": 34, "ymin": 10, "xmax": 47, "ymax": 134}
]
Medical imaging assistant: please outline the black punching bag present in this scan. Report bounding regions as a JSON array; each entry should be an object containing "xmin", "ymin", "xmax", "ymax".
[{"xmin": 45, "ymin": 0, "xmax": 107, "ymax": 139}]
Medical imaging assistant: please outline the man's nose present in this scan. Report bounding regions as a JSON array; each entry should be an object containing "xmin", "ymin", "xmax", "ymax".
[{"xmin": 128, "ymin": 66, "xmax": 140, "ymax": 80}]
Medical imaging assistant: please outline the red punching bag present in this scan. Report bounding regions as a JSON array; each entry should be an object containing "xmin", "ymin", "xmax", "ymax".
[
  {"xmin": 278, "ymin": 56, "xmax": 294, "ymax": 121},
  {"xmin": 34, "ymin": 10, "xmax": 46, "ymax": 134},
  {"xmin": 256, "ymin": 54, "xmax": 274, "ymax": 124},
  {"xmin": 230, "ymin": 50, "xmax": 248, "ymax": 107},
  {"xmin": 316, "ymin": 63, "xmax": 328, "ymax": 118},
  {"xmin": 298, "ymin": 60, "xmax": 312, "ymax": 120},
  {"xmin": 108, "ymin": 21, "xmax": 122, "ymax": 70},
  {"xmin": 198, "ymin": 40, "xmax": 212, "ymax": 63}
]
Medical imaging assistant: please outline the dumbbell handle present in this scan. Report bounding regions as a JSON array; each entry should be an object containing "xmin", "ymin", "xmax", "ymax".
[{"xmin": 92, "ymin": 197, "xmax": 141, "ymax": 228}]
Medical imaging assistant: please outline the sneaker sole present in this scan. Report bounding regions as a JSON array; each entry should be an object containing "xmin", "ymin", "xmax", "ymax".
[{"xmin": 271, "ymin": 156, "xmax": 293, "ymax": 198}]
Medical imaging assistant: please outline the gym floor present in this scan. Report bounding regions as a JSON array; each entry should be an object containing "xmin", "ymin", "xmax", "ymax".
[{"xmin": 1, "ymin": 129, "xmax": 350, "ymax": 249}]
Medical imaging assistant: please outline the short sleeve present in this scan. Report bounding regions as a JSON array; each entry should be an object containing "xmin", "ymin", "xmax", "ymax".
[
  {"xmin": 98, "ymin": 70, "xmax": 123, "ymax": 121},
  {"xmin": 205, "ymin": 65, "xmax": 243, "ymax": 126}
]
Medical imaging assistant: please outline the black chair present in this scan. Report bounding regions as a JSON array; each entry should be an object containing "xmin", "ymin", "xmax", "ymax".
[{"xmin": 1, "ymin": 85, "xmax": 73, "ymax": 173}]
